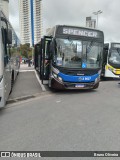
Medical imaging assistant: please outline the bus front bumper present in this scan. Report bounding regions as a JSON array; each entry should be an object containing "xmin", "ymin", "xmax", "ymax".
[{"xmin": 51, "ymin": 78, "xmax": 98, "ymax": 90}]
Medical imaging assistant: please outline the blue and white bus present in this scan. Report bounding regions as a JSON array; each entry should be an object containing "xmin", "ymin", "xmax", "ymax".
[
  {"xmin": 0, "ymin": 10, "xmax": 20, "ymax": 108},
  {"xmin": 34, "ymin": 25, "xmax": 104, "ymax": 90}
]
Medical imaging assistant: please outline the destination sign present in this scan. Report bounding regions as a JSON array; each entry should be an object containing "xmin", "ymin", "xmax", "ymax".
[
  {"xmin": 63, "ymin": 28, "xmax": 98, "ymax": 38},
  {"xmin": 111, "ymin": 43, "xmax": 120, "ymax": 48}
]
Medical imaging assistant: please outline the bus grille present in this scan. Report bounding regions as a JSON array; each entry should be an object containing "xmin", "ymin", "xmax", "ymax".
[{"xmin": 57, "ymin": 68, "xmax": 99, "ymax": 76}]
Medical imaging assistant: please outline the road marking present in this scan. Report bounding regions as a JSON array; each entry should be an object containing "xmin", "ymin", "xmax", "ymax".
[
  {"xmin": 7, "ymin": 95, "xmax": 35, "ymax": 104},
  {"xmin": 20, "ymin": 70, "xmax": 34, "ymax": 72},
  {"xmin": 34, "ymin": 70, "xmax": 46, "ymax": 92},
  {"xmin": 56, "ymin": 100, "xmax": 61, "ymax": 103}
]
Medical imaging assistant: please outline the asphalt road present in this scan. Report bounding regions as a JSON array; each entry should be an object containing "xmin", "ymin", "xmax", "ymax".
[{"xmin": 0, "ymin": 80, "xmax": 120, "ymax": 160}]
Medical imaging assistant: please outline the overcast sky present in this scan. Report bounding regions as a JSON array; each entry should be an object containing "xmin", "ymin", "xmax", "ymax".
[{"xmin": 9, "ymin": 0, "xmax": 120, "ymax": 42}]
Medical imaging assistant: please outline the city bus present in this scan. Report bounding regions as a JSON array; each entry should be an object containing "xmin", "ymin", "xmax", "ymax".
[
  {"xmin": 0, "ymin": 10, "xmax": 20, "ymax": 108},
  {"xmin": 34, "ymin": 25, "xmax": 104, "ymax": 90},
  {"xmin": 102, "ymin": 42, "xmax": 120, "ymax": 78}
]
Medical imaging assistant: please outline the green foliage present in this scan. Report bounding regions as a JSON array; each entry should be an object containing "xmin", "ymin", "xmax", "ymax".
[
  {"xmin": 10, "ymin": 46, "xmax": 20, "ymax": 56},
  {"xmin": 20, "ymin": 43, "xmax": 32, "ymax": 58}
]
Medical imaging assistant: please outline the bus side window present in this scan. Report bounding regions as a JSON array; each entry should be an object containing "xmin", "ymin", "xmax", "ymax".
[
  {"xmin": 49, "ymin": 42, "xmax": 53, "ymax": 58},
  {"xmin": 7, "ymin": 26, "xmax": 12, "ymax": 58},
  {"xmin": 1, "ymin": 27, "xmax": 9, "ymax": 66},
  {"xmin": 46, "ymin": 41, "xmax": 51, "ymax": 59},
  {"xmin": 1, "ymin": 16, "xmax": 11, "ymax": 66},
  {"xmin": 1, "ymin": 28, "xmax": 5, "ymax": 46}
]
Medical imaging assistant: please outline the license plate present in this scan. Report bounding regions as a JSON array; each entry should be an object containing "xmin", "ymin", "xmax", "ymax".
[{"xmin": 75, "ymin": 84, "xmax": 85, "ymax": 88}]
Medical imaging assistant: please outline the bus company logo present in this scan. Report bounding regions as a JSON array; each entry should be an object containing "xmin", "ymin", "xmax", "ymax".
[
  {"xmin": 78, "ymin": 77, "xmax": 84, "ymax": 81},
  {"xmin": 77, "ymin": 73, "xmax": 84, "ymax": 76},
  {"xmin": 63, "ymin": 28, "xmax": 98, "ymax": 38}
]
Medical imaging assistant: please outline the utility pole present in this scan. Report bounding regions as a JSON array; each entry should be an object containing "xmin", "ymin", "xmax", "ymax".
[{"xmin": 93, "ymin": 10, "xmax": 103, "ymax": 29}]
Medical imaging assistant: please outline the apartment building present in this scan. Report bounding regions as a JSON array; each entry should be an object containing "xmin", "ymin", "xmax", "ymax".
[
  {"xmin": 33, "ymin": 0, "xmax": 42, "ymax": 44},
  {"xmin": 19, "ymin": 0, "xmax": 42, "ymax": 46},
  {"xmin": 0, "ymin": 0, "xmax": 9, "ymax": 19}
]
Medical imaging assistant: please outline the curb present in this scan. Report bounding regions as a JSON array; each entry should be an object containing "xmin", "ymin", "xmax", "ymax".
[{"xmin": 34, "ymin": 70, "xmax": 46, "ymax": 92}]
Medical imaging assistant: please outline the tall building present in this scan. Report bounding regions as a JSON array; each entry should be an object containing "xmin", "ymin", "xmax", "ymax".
[
  {"xmin": 33, "ymin": 0, "xmax": 42, "ymax": 45},
  {"xmin": 19, "ymin": 0, "xmax": 42, "ymax": 46},
  {"xmin": 0, "ymin": 0, "xmax": 9, "ymax": 19},
  {"xmin": 86, "ymin": 17, "xmax": 96, "ymax": 29}
]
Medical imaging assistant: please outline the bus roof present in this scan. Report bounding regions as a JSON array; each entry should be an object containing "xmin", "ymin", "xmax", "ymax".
[
  {"xmin": 104, "ymin": 42, "xmax": 120, "ymax": 49},
  {"xmin": 46, "ymin": 25, "xmax": 104, "ymax": 40},
  {"xmin": 57, "ymin": 24, "xmax": 103, "ymax": 32}
]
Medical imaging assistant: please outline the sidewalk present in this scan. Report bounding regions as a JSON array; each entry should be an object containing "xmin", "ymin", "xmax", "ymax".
[
  {"xmin": 9, "ymin": 64, "xmax": 43, "ymax": 100},
  {"xmin": 19, "ymin": 63, "xmax": 34, "ymax": 71}
]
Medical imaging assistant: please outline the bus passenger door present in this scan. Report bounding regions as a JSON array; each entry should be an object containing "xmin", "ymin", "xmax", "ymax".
[
  {"xmin": 102, "ymin": 44, "xmax": 109, "ymax": 76},
  {"xmin": 41, "ymin": 36, "xmax": 52, "ymax": 84}
]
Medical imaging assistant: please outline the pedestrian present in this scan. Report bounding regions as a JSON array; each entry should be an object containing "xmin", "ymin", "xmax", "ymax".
[{"xmin": 28, "ymin": 58, "xmax": 31, "ymax": 67}]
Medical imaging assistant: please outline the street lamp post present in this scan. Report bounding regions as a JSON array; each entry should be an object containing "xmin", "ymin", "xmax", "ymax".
[{"xmin": 93, "ymin": 10, "xmax": 103, "ymax": 29}]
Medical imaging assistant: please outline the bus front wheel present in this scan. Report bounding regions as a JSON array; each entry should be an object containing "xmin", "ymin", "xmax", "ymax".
[
  {"xmin": 93, "ymin": 83, "xmax": 99, "ymax": 89},
  {"xmin": 10, "ymin": 72, "xmax": 14, "ymax": 94}
]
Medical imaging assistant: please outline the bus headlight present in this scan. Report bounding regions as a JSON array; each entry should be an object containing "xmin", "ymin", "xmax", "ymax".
[
  {"xmin": 108, "ymin": 67, "xmax": 113, "ymax": 72},
  {"xmin": 95, "ymin": 78, "xmax": 98, "ymax": 83},
  {"xmin": 95, "ymin": 76, "xmax": 100, "ymax": 83},
  {"xmin": 58, "ymin": 76, "xmax": 63, "ymax": 82},
  {"xmin": 52, "ymin": 72, "xmax": 63, "ymax": 82},
  {"xmin": 52, "ymin": 72, "xmax": 57, "ymax": 78},
  {"xmin": 98, "ymin": 70, "xmax": 101, "ymax": 75},
  {"xmin": 113, "ymin": 69, "xmax": 116, "ymax": 73}
]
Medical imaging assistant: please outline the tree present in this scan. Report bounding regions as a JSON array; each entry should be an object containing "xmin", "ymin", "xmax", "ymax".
[{"xmin": 20, "ymin": 43, "xmax": 32, "ymax": 59}]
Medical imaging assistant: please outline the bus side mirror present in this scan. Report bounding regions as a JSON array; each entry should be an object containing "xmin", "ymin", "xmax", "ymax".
[{"xmin": 7, "ymin": 29, "xmax": 12, "ymax": 44}]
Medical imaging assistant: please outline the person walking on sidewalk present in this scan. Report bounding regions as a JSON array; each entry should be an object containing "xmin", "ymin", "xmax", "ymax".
[{"xmin": 28, "ymin": 58, "xmax": 31, "ymax": 67}]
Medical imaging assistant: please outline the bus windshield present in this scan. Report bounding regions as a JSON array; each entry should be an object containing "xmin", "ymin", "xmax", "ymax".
[
  {"xmin": 109, "ymin": 49, "xmax": 120, "ymax": 64},
  {"xmin": 54, "ymin": 38, "xmax": 103, "ymax": 69}
]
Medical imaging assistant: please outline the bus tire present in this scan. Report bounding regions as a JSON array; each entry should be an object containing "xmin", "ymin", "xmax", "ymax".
[
  {"xmin": 10, "ymin": 72, "xmax": 14, "ymax": 94},
  {"xmin": 101, "ymin": 76, "xmax": 106, "ymax": 81},
  {"xmin": 93, "ymin": 83, "xmax": 99, "ymax": 89}
]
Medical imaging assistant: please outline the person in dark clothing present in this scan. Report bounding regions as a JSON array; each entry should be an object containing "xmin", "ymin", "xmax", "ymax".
[{"xmin": 28, "ymin": 58, "xmax": 31, "ymax": 67}]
